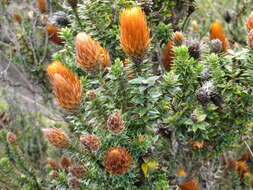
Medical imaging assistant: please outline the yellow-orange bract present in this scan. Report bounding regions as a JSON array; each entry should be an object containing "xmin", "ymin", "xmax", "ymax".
[
  {"xmin": 162, "ymin": 40, "xmax": 174, "ymax": 71},
  {"xmin": 179, "ymin": 179, "xmax": 199, "ymax": 190},
  {"xmin": 75, "ymin": 32, "xmax": 110, "ymax": 73},
  {"xmin": 42, "ymin": 128, "xmax": 69, "ymax": 148},
  {"xmin": 47, "ymin": 61, "xmax": 82, "ymax": 111},
  {"xmin": 119, "ymin": 7, "xmax": 150, "ymax": 59},
  {"xmin": 46, "ymin": 24, "xmax": 64, "ymax": 45},
  {"xmin": 210, "ymin": 22, "xmax": 229, "ymax": 51},
  {"xmin": 36, "ymin": 0, "xmax": 47, "ymax": 13}
]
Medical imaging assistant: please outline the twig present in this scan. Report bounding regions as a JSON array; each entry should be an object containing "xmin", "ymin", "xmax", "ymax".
[{"xmin": 244, "ymin": 141, "xmax": 253, "ymax": 158}]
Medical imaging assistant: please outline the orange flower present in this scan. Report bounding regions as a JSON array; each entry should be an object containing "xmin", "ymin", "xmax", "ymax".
[
  {"xmin": 179, "ymin": 179, "xmax": 199, "ymax": 190},
  {"xmin": 103, "ymin": 146, "xmax": 132, "ymax": 175},
  {"xmin": 46, "ymin": 24, "xmax": 64, "ymax": 45},
  {"xmin": 246, "ymin": 12, "xmax": 253, "ymax": 32},
  {"xmin": 12, "ymin": 13, "xmax": 22, "ymax": 24},
  {"xmin": 191, "ymin": 141, "xmax": 204, "ymax": 149},
  {"xmin": 177, "ymin": 170, "xmax": 187, "ymax": 176},
  {"xmin": 75, "ymin": 32, "xmax": 110, "ymax": 73},
  {"xmin": 172, "ymin": 31, "xmax": 184, "ymax": 46},
  {"xmin": 47, "ymin": 61, "xmax": 82, "ymax": 111},
  {"xmin": 6, "ymin": 132, "xmax": 16, "ymax": 144},
  {"xmin": 119, "ymin": 7, "xmax": 150, "ymax": 61},
  {"xmin": 162, "ymin": 40, "xmax": 174, "ymax": 71},
  {"xmin": 42, "ymin": 128, "xmax": 69, "ymax": 148},
  {"xmin": 210, "ymin": 22, "xmax": 229, "ymax": 51},
  {"xmin": 36, "ymin": 0, "xmax": 47, "ymax": 13}
]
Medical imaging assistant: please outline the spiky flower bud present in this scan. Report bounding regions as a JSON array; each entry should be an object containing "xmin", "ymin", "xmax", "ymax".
[
  {"xmin": 179, "ymin": 179, "xmax": 199, "ymax": 190},
  {"xmin": 210, "ymin": 39, "xmax": 223, "ymax": 53},
  {"xmin": 199, "ymin": 66, "xmax": 211, "ymax": 82},
  {"xmin": 162, "ymin": 40, "xmax": 174, "ymax": 71},
  {"xmin": 46, "ymin": 157, "xmax": 60, "ymax": 170},
  {"xmin": 6, "ymin": 132, "xmax": 16, "ymax": 144},
  {"xmin": 67, "ymin": 0, "xmax": 78, "ymax": 9},
  {"xmin": 186, "ymin": 39, "xmax": 201, "ymax": 60},
  {"xmin": 68, "ymin": 176, "xmax": 81, "ymax": 189},
  {"xmin": 36, "ymin": 0, "xmax": 47, "ymax": 13},
  {"xmin": 69, "ymin": 165, "xmax": 86, "ymax": 178},
  {"xmin": 47, "ymin": 61, "xmax": 82, "ymax": 111},
  {"xmin": 86, "ymin": 90, "xmax": 96, "ymax": 101},
  {"xmin": 246, "ymin": 12, "xmax": 253, "ymax": 32},
  {"xmin": 46, "ymin": 24, "xmax": 64, "ymax": 45},
  {"xmin": 248, "ymin": 29, "xmax": 253, "ymax": 49},
  {"xmin": 42, "ymin": 128, "xmax": 69, "ymax": 148},
  {"xmin": 80, "ymin": 134, "xmax": 101, "ymax": 151},
  {"xmin": 12, "ymin": 13, "xmax": 22, "ymax": 24},
  {"xmin": 210, "ymin": 22, "xmax": 229, "ymax": 51},
  {"xmin": 119, "ymin": 7, "xmax": 150, "ymax": 63},
  {"xmin": 75, "ymin": 32, "xmax": 110, "ymax": 73},
  {"xmin": 60, "ymin": 155, "xmax": 72, "ymax": 169},
  {"xmin": 172, "ymin": 31, "xmax": 184, "ymax": 46},
  {"xmin": 103, "ymin": 146, "xmax": 132, "ymax": 175},
  {"xmin": 107, "ymin": 110, "xmax": 125, "ymax": 135}
]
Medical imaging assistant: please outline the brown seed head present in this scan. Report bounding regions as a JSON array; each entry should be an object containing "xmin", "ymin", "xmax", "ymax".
[
  {"xmin": 46, "ymin": 24, "xmax": 64, "ymax": 44},
  {"xmin": 12, "ymin": 13, "xmax": 22, "ymax": 24},
  {"xmin": 36, "ymin": 0, "xmax": 47, "ymax": 13},
  {"xmin": 68, "ymin": 176, "xmax": 81, "ymax": 189},
  {"xmin": 42, "ymin": 128, "xmax": 69, "ymax": 148},
  {"xmin": 69, "ymin": 165, "xmax": 86, "ymax": 178},
  {"xmin": 103, "ymin": 146, "xmax": 132, "ymax": 175},
  {"xmin": 172, "ymin": 31, "xmax": 184, "ymax": 46},
  {"xmin": 60, "ymin": 155, "xmax": 72, "ymax": 169},
  {"xmin": 107, "ymin": 110, "xmax": 125, "ymax": 135},
  {"xmin": 46, "ymin": 157, "xmax": 60, "ymax": 170},
  {"xmin": 6, "ymin": 132, "xmax": 16, "ymax": 144},
  {"xmin": 162, "ymin": 40, "xmax": 174, "ymax": 71},
  {"xmin": 47, "ymin": 61, "xmax": 82, "ymax": 111},
  {"xmin": 80, "ymin": 134, "xmax": 101, "ymax": 151},
  {"xmin": 119, "ymin": 7, "xmax": 150, "ymax": 60},
  {"xmin": 75, "ymin": 32, "xmax": 110, "ymax": 73}
]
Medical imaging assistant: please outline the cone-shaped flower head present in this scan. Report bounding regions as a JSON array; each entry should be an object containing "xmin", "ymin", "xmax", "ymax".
[
  {"xmin": 107, "ymin": 110, "xmax": 125, "ymax": 135},
  {"xmin": 119, "ymin": 7, "xmax": 150, "ymax": 62},
  {"xmin": 179, "ymin": 179, "xmax": 199, "ymax": 190},
  {"xmin": 75, "ymin": 32, "xmax": 110, "ymax": 73},
  {"xmin": 246, "ymin": 12, "xmax": 253, "ymax": 32},
  {"xmin": 47, "ymin": 61, "xmax": 82, "ymax": 111},
  {"xmin": 210, "ymin": 22, "xmax": 229, "ymax": 51},
  {"xmin": 69, "ymin": 165, "xmax": 86, "ymax": 178},
  {"xmin": 60, "ymin": 155, "xmax": 72, "ymax": 169},
  {"xmin": 46, "ymin": 24, "xmax": 64, "ymax": 44},
  {"xmin": 37, "ymin": 0, "xmax": 47, "ymax": 13},
  {"xmin": 162, "ymin": 40, "xmax": 174, "ymax": 71},
  {"xmin": 80, "ymin": 133, "xmax": 101, "ymax": 151},
  {"xmin": 103, "ymin": 146, "xmax": 132, "ymax": 175},
  {"xmin": 42, "ymin": 128, "xmax": 69, "ymax": 148},
  {"xmin": 7, "ymin": 132, "xmax": 16, "ymax": 144}
]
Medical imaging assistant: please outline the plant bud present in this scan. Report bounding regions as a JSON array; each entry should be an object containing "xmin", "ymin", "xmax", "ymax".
[
  {"xmin": 86, "ymin": 90, "xmax": 96, "ymax": 101},
  {"xmin": 46, "ymin": 157, "xmax": 60, "ymax": 170},
  {"xmin": 107, "ymin": 110, "xmax": 125, "ymax": 135},
  {"xmin": 60, "ymin": 155, "xmax": 72, "ymax": 169},
  {"xmin": 36, "ymin": 0, "xmax": 47, "ymax": 13},
  {"xmin": 6, "ymin": 132, "xmax": 16, "ymax": 144},
  {"xmin": 69, "ymin": 165, "xmax": 86, "ymax": 178},
  {"xmin": 80, "ymin": 134, "xmax": 101, "ymax": 151},
  {"xmin": 172, "ymin": 31, "xmax": 184, "ymax": 46},
  {"xmin": 210, "ymin": 39, "xmax": 223, "ymax": 53},
  {"xmin": 46, "ymin": 24, "xmax": 64, "ymax": 45},
  {"xmin": 162, "ymin": 40, "xmax": 174, "ymax": 71},
  {"xmin": 42, "ymin": 128, "xmax": 69, "ymax": 148},
  {"xmin": 210, "ymin": 22, "xmax": 229, "ymax": 51},
  {"xmin": 186, "ymin": 39, "xmax": 201, "ymax": 60}
]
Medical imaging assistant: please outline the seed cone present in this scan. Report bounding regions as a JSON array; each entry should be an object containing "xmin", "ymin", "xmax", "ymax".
[
  {"xmin": 119, "ymin": 7, "xmax": 150, "ymax": 63},
  {"xmin": 162, "ymin": 40, "xmax": 174, "ymax": 71},
  {"xmin": 80, "ymin": 134, "xmax": 101, "ymax": 151},
  {"xmin": 46, "ymin": 157, "xmax": 60, "ymax": 170},
  {"xmin": 36, "ymin": 0, "xmax": 47, "ymax": 13},
  {"xmin": 107, "ymin": 110, "xmax": 125, "ymax": 135},
  {"xmin": 210, "ymin": 22, "xmax": 229, "ymax": 51},
  {"xmin": 179, "ymin": 179, "xmax": 199, "ymax": 190},
  {"xmin": 103, "ymin": 146, "xmax": 132, "ymax": 175},
  {"xmin": 47, "ymin": 61, "xmax": 82, "ymax": 111},
  {"xmin": 68, "ymin": 176, "xmax": 81, "ymax": 189},
  {"xmin": 42, "ymin": 128, "xmax": 69, "ymax": 148},
  {"xmin": 46, "ymin": 24, "xmax": 64, "ymax": 44},
  {"xmin": 246, "ymin": 12, "xmax": 253, "ymax": 32},
  {"xmin": 7, "ymin": 132, "xmax": 16, "ymax": 144},
  {"xmin": 60, "ymin": 155, "xmax": 72, "ymax": 169},
  {"xmin": 75, "ymin": 32, "xmax": 110, "ymax": 73},
  {"xmin": 69, "ymin": 165, "xmax": 86, "ymax": 178}
]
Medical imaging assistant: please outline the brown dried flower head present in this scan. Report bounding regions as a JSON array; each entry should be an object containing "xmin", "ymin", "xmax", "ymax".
[
  {"xmin": 172, "ymin": 31, "xmax": 184, "ymax": 46},
  {"xmin": 60, "ymin": 155, "xmax": 72, "ymax": 169},
  {"xmin": 46, "ymin": 157, "xmax": 60, "ymax": 170},
  {"xmin": 162, "ymin": 40, "xmax": 174, "ymax": 71},
  {"xmin": 69, "ymin": 165, "xmax": 86, "ymax": 178},
  {"xmin": 46, "ymin": 24, "xmax": 64, "ymax": 45},
  {"xmin": 107, "ymin": 110, "xmax": 125, "ymax": 135},
  {"xmin": 68, "ymin": 176, "xmax": 81, "ymax": 189},
  {"xmin": 75, "ymin": 32, "xmax": 110, "ymax": 73},
  {"xmin": 42, "ymin": 128, "xmax": 69, "ymax": 148},
  {"xmin": 80, "ymin": 134, "xmax": 101, "ymax": 151},
  {"xmin": 47, "ymin": 61, "xmax": 82, "ymax": 111},
  {"xmin": 103, "ymin": 146, "xmax": 132, "ymax": 175},
  {"xmin": 119, "ymin": 7, "xmax": 150, "ymax": 62},
  {"xmin": 36, "ymin": 0, "xmax": 47, "ymax": 13},
  {"xmin": 86, "ymin": 90, "xmax": 96, "ymax": 101},
  {"xmin": 7, "ymin": 132, "xmax": 16, "ymax": 144}
]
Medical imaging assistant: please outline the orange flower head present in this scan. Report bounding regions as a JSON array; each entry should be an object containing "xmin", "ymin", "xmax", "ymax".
[
  {"xmin": 107, "ymin": 110, "xmax": 125, "ymax": 135},
  {"xmin": 119, "ymin": 7, "xmax": 150, "ymax": 61},
  {"xmin": 246, "ymin": 12, "xmax": 253, "ymax": 32},
  {"xmin": 46, "ymin": 24, "xmax": 64, "ymax": 44},
  {"xmin": 179, "ymin": 179, "xmax": 199, "ymax": 190},
  {"xmin": 172, "ymin": 31, "xmax": 184, "ymax": 46},
  {"xmin": 69, "ymin": 165, "xmax": 86, "ymax": 179},
  {"xmin": 75, "ymin": 32, "xmax": 110, "ymax": 73},
  {"xmin": 46, "ymin": 157, "xmax": 60, "ymax": 170},
  {"xmin": 60, "ymin": 155, "xmax": 72, "ymax": 169},
  {"xmin": 80, "ymin": 133, "xmax": 101, "ymax": 151},
  {"xmin": 177, "ymin": 170, "xmax": 187, "ymax": 176},
  {"xmin": 7, "ymin": 132, "xmax": 16, "ymax": 144},
  {"xmin": 162, "ymin": 40, "xmax": 174, "ymax": 71},
  {"xmin": 192, "ymin": 141, "xmax": 204, "ymax": 149},
  {"xmin": 42, "ymin": 128, "xmax": 69, "ymax": 148},
  {"xmin": 210, "ymin": 22, "xmax": 229, "ymax": 51},
  {"xmin": 12, "ymin": 13, "xmax": 22, "ymax": 24},
  {"xmin": 47, "ymin": 61, "xmax": 82, "ymax": 111},
  {"xmin": 36, "ymin": 0, "xmax": 47, "ymax": 13},
  {"xmin": 103, "ymin": 146, "xmax": 132, "ymax": 175}
]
